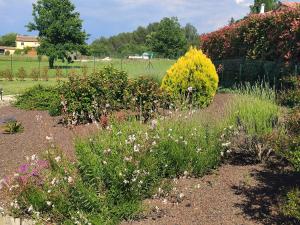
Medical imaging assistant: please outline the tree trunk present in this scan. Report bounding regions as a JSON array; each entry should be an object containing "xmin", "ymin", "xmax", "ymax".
[{"xmin": 49, "ymin": 57, "xmax": 55, "ymax": 69}]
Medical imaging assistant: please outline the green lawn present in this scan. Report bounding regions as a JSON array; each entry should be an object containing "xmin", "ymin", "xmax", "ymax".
[
  {"xmin": 0, "ymin": 56, "xmax": 175, "ymax": 95},
  {"xmin": 0, "ymin": 79, "xmax": 59, "ymax": 95}
]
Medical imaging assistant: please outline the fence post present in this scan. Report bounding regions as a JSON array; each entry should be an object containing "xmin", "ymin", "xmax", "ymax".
[
  {"xmin": 10, "ymin": 54, "xmax": 13, "ymax": 76},
  {"xmin": 239, "ymin": 63, "xmax": 242, "ymax": 84},
  {"xmin": 295, "ymin": 64, "xmax": 298, "ymax": 76},
  {"xmin": 93, "ymin": 55, "xmax": 96, "ymax": 74}
]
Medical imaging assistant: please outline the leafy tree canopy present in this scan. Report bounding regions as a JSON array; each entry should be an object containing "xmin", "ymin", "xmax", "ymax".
[
  {"xmin": 27, "ymin": 0, "xmax": 88, "ymax": 68},
  {"xmin": 0, "ymin": 33, "xmax": 17, "ymax": 47},
  {"xmin": 91, "ymin": 18, "xmax": 198, "ymax": 59},
  {"xmin": 250, "ymin": 0, "xmax": 278, "ymax": 13},
  {"xmin": 147, "ymin": 17, "xmax": 187, "ymax": 59}
]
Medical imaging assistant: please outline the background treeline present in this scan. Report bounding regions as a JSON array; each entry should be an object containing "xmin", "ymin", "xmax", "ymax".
[
  {"xmin": 90, "ymin": 17, "xmax": 199, "ymax": 59},
  {"xmin": 0, "ymin": 33, "xmax": 17, "ymax": 47}
]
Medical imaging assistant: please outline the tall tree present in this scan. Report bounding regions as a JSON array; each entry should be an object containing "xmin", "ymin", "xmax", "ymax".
[
  {"xmin": 0, "ymin": 33, "xmax": 17, "ymax": 47},
  {"xmin": 184, "ymin": 23, "xmax": 199, "ymax": 48},
  {"xmin": 147, "ymin": 17, "xmax": 187, "ymax": 59},
  {"xmin": 250, "ymin": 0, "xmax": 278, "ymax": 13},
  {"xmin": 27, "ymin": 0, "xmax": 88, "ymax": 68}
]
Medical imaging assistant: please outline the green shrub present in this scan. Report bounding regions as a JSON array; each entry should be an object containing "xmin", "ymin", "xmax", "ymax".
[
  {"xmin": 56, "ymin": 67, "xmax": 63, "ymax": 81},
  {"xmin": 4, "ymin": 120, "xmax": 24, "ymax": 134},
  {"xmin": 126, "ymin": 76, "xmax": 169, "ymax": 122},
  {"xmin": 59, "ymin": 66, "xmax": 128, "ymax": 124},
  {"xmin": 277, "ymin": 76, "xmax": 300, "ymax": 108},
  {"xmin": 41, "ymin": 67, "xmax": 49, "ymax": 81},
  {"xmin": 17, "ymin": 67, "xmax": 27, "ymax": 81},
  {"xmin": 30, "ymin": 68, "xmax": 39, "ymax": 81},
  {"xmin": 161, "ymin": 47, "xmax": 219, "ymax": 107},
  {"xmin": 3, "ymin": 69, "xmax": 13, "ymax": 81},
  {"xmin": 283, "ymin": 189, "xmax": 300, "ymax": 221},
  {"xmin": 15, "ymin": 85, "xmax": 61, "ymax": 115}
]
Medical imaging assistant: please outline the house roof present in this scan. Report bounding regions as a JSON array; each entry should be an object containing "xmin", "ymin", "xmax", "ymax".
[
  {"xmin": 0, "ymin": 46, "xmax": 17, "ymax": 50},
  {"xmin": 279, "ymin": 2, "xmax": 300, "ymax": 9},
  {"xmin": 16, "ymin": 35, "xmax": 39, "ymax": 42}
]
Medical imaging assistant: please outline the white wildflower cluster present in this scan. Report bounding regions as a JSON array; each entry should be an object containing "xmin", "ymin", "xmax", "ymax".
[
  {"xmin": 220, "ymin": 125, "xmax": 235, "ymax": 157},
  {"xmin": 71, "ymin": 211, "xmax": 91, "ymax": 225},
  {"xmin": 10, "ymin": 200, "xmax": 20, "ymax": 209}
]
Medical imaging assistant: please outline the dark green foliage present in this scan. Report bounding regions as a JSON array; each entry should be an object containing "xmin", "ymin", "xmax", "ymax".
[
  {"xmin": 147, "ymin": 17, "xmax": 187, "ymax": 59},
  {"xmin": 59, "ymin": 66, "xmax": 129, "ymax": 124},
  {"xmin": 0, "ymin": 33, "xmax": 17, "ymax": 47},
  {"xmin": 283, "ymin": 189, "xmax": 300, "ymax": 221},
  {"xmin": 4, "ymin": 120, "xmax": 24, "ymax": 134},
  {"xmin": 91, "ymin": 17, "xmax": 197, "ymax": 58},
  {"xmin": 250, "ymin": 0, "xmax": 278, "ymax": 13},
  {"xmin": 277, "ymin": 76, "xmax": 300, "ymax": 108},
  {"xmin": 126, "ymin": 77, "xmax": 168, "ymax": 122},
  {"xmin": 27, "ymin": 0, "xmax": 88, "ymax": 68},
  {"xmin": 15, "ymin": 85, "xmax": 61, "ymax": 115}
]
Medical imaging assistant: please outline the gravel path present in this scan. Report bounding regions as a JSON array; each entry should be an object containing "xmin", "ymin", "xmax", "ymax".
[{"xmin": 122, "ymin": 164, "xmax": 298, "ymax": 225}]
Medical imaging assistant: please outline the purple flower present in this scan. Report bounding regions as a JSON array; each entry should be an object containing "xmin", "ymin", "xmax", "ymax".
[{"xmin": 18, "ymin": 164, "xmax": 30, "ymax": 174}]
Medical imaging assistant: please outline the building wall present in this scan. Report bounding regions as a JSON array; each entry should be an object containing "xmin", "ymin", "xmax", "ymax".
[{"xmin": 16, "ymin": 41, "xmax": 40, "ymax": 50}]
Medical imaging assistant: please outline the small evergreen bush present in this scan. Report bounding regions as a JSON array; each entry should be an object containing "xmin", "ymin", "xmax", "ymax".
[
  {"xmin": 161, "ymin": 47, "xmax": 219, "ymax": 107},
  {"xmin": 17, "ymin": 67, "xmax": 27, "ymax": 81},
  {"xmin": 15, "ymin": 85, "xmax": 60, "ymax": 114}
]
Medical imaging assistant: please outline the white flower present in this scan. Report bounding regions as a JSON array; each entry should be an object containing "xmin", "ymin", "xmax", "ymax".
[
  {"xmin": 188, "ymin": 87, "xmax": 193, "ymax": 92},
  {"xmin": 152, "ymin": 141, "xmax": 157, "ymax": 146},
  {"xmin": 46, "ymin": 201, "xmax": 52, "ymax": 206},
  {"xmin": 54, "ymin": 156, "xmax": 61, "ymax": 163},
  {"xmin": 46, "ymin": 136, "xmax": 53, "ymax": 141},
  {"xmin": 28, "ymin": 205, "xmax": 33, "ymax": 212},
  {"xmin": 163, "ymin": 199, "xmax": 168, "ymax": 204},
  {"xmin": 179, "ymin": 193, "xmax": 185, "ymax": 199},
  {"xmin": 102, "ymin": 161, "xmax": 107, "ymax": 165},
  {"xmin": 68, "ymin": 176, "xmax": 73, "ymax": 184},
  {"xmin": 221, "ymin": 152, "xmax": 224, "ymax": 157},
  {"xmin": 184, "ymin": 171, "xmax": 189, "ymax": 177},
  {"xmin": 51, "ymin": 178, "xmax": 58, "ymax": 186},
  {"xmin": 48, "ymin": 189, "xmax": 52, "ymax": 193},
  {"xmin": 123, "ymin": 179, "xmax": 129, "ymax": 184},
  {"xmin": 222, "ymin": 142, "xmax": 231, "ymax": 147},
  {"xmin": 31, "ymin": 154, "xmax": 37, "ymax": 161},
  {"xmin": 150, "ymin": 119, "xmax": 158, "ymax": 130},
  {"xmin": 124, "ymin": 156, "xmax": 132, "ymax": 162},
  {"xmin": 134, "ymin": 144, "xmax": 140, "ymax": 153}
]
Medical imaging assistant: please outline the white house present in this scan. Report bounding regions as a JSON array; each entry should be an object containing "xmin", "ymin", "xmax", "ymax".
[{"xmin": 16, "ymin": 35, "xmax": 40, "ymax": 50}]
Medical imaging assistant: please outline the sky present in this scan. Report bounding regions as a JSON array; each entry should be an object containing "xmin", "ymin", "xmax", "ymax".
[{"xmin": 0, "ymin": 0, "xmax": 299, "ymax": 43}]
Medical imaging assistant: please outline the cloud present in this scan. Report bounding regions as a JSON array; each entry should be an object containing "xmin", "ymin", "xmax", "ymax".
[{"xmin": 235, "ymin": 0, "xmax": 251, "ymax": 7}]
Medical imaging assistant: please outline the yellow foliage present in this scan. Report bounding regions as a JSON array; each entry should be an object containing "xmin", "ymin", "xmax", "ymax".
[{"xmin": 161, "ymin": 47, "xmax": 219, "ymax": 106}]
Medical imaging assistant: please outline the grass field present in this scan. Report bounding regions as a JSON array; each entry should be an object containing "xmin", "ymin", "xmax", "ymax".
[{"xmin": 0, "ymin": 56, "xmax": 175, "ymax": 95}]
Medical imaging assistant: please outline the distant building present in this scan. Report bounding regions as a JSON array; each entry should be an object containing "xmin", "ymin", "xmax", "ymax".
[
  {"xmin": 16, "ymin": 35, "xmax": 40, "ymax": 50},
  {"xmin": 128, "ymin": 52, "xmax": 154, "ymax": 60},
  {"xmin": 0, "ymin": 46, "xmax": 16, "ymax": 55}
]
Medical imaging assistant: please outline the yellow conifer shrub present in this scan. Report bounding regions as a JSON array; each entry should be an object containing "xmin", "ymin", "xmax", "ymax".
[{"xmin": 161, "ymin": 47, "xmax": 219, "ymax": 107}]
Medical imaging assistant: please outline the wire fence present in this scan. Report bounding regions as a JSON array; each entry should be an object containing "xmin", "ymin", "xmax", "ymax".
[
  {"xmin": 0, "ymin": 55, "xmax": 175, "ymax": 81},
  {"xmin": 214, "ymin": 58, "xmax": 299, "ymax": 89}
]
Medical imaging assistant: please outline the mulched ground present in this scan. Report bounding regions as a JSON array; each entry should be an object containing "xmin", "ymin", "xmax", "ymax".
[
  {"xmin": 122, "ymin": 163, "xmax": 299, "ymax": 225},
  {"xmin": 1, "ymin": 93, "xmax": 297, "ymax": 224}
]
